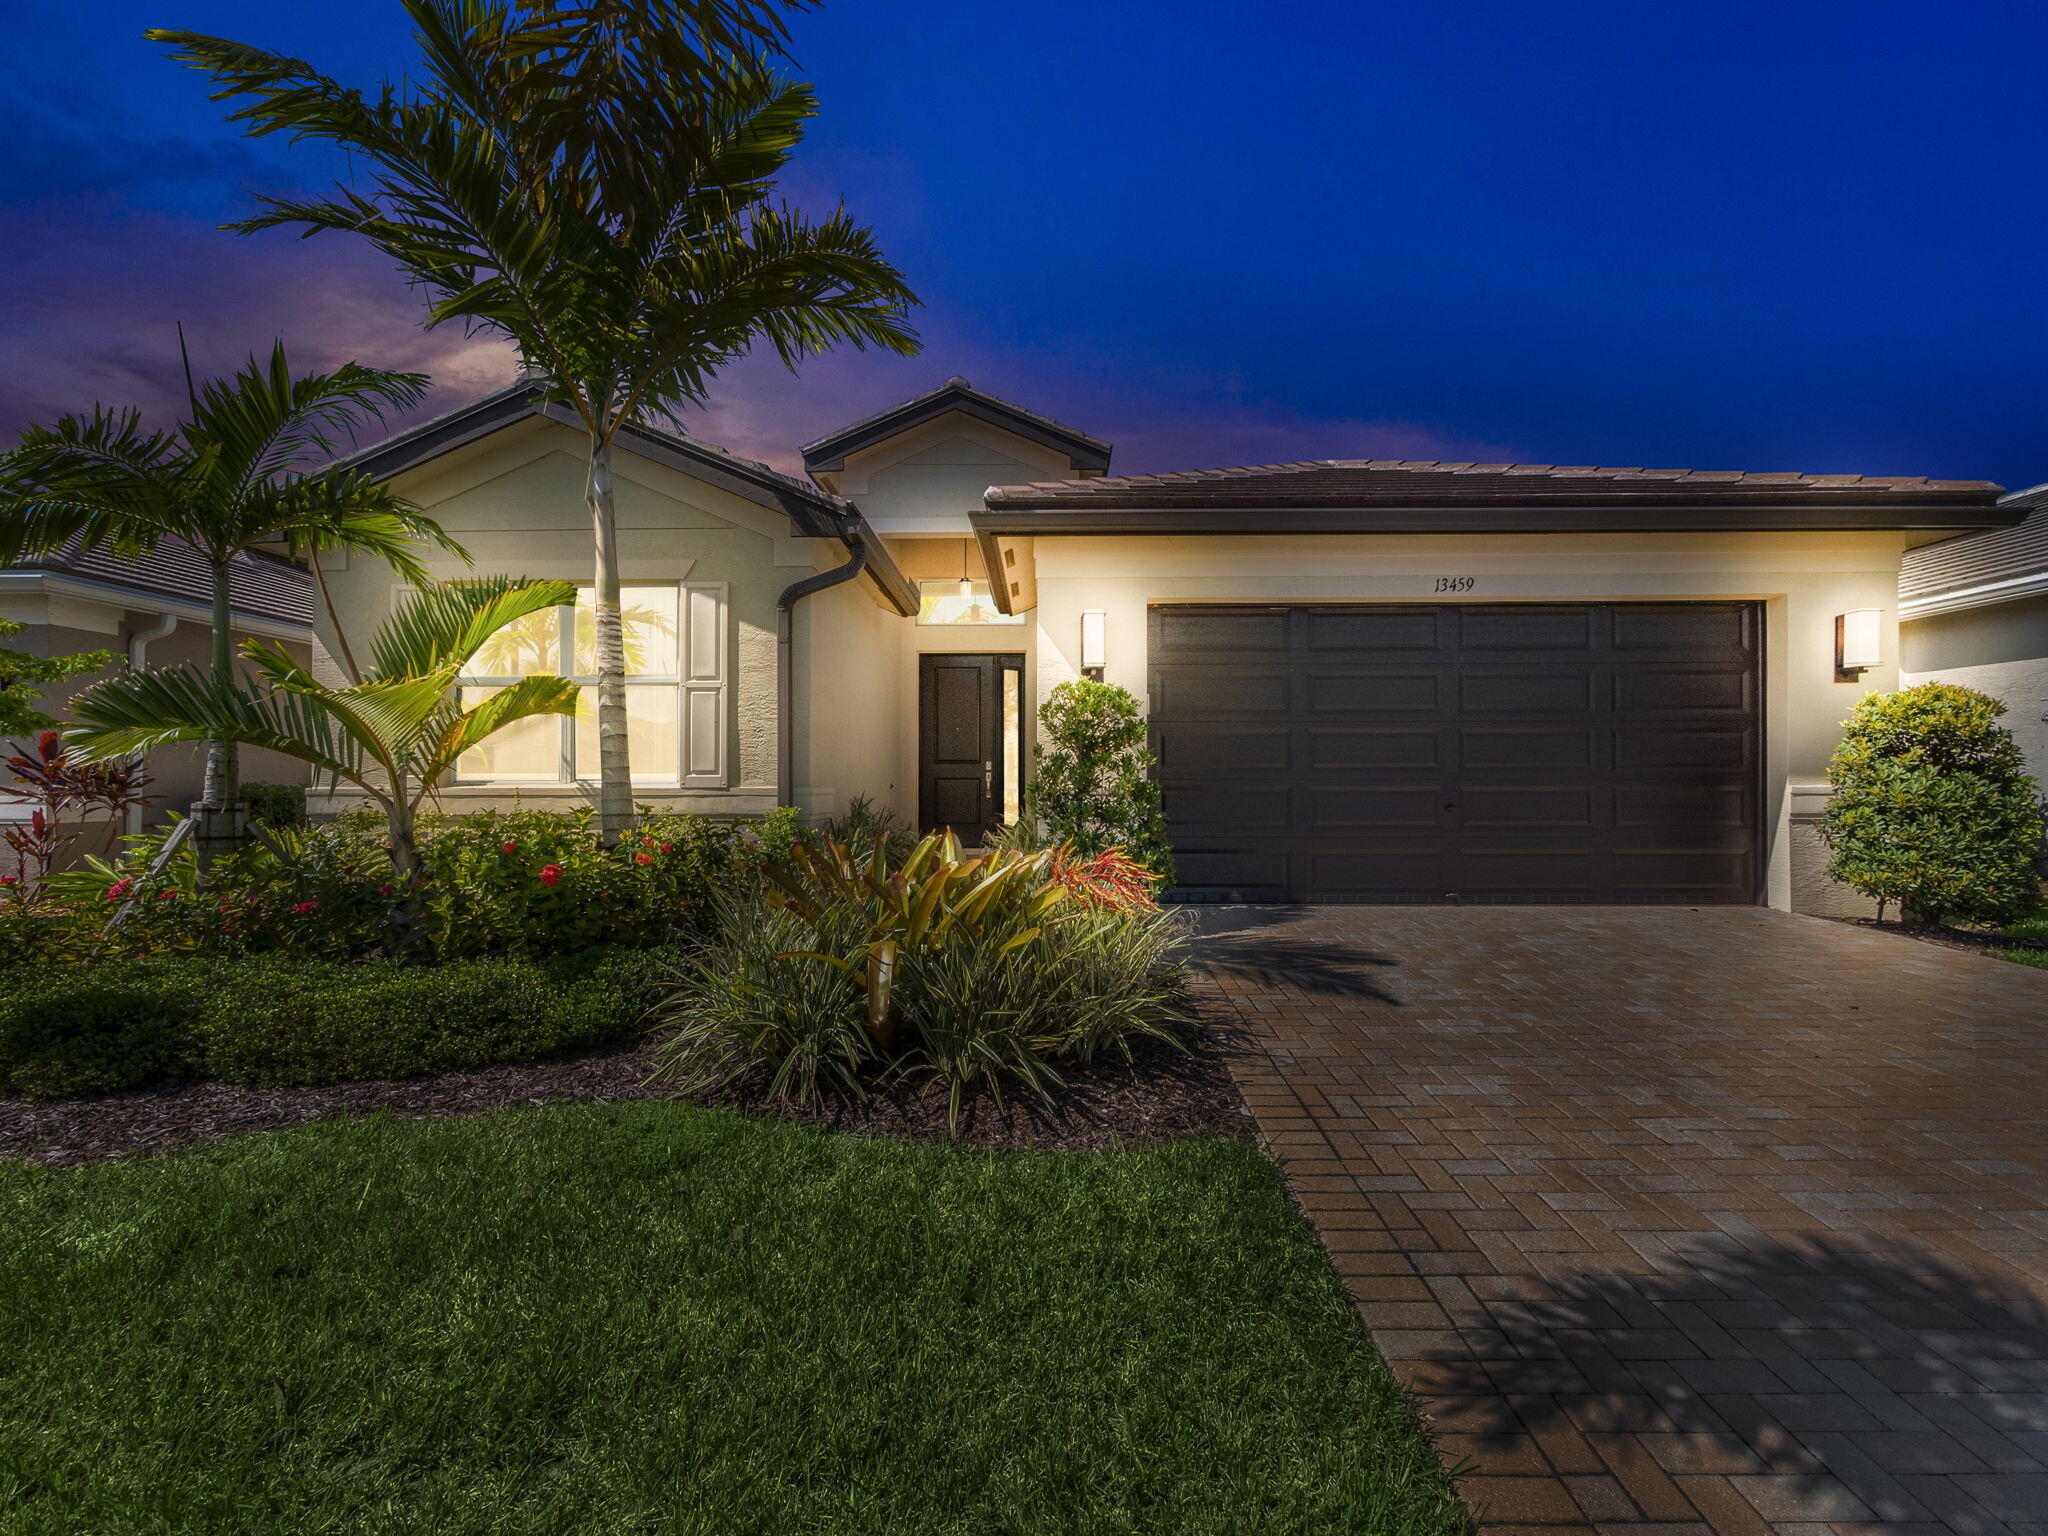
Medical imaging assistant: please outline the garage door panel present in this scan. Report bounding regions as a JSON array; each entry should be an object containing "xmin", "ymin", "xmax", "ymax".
[
  {"xmin": 1460, "ymin": 728, "xmax": 1597, "ymax": 770},
  {"xmin": 1308, "ymin": 671, "xmax": 1442, "ymax": 713},
  {"xmin": 1152, "ymin": 724, "xmax": 1291, "ymax": 776},
  {"xmin": 1310, "ymin": 729, "xmax": 1442, "ymax": 770},
  {"xmin": 1307, "ymin": 608, "xmax": 1444, "ymax": 652},
  {"xmin": 1309, "ymin": 786, "xmax": 1443, "ymax": 829},
  {"xmin": 1151, "ymin": 668, "xmax": 1291, "ymax": 717},
  {"xmin": 1149, "ymin": 602, "xmax": 1760, "ymax": 903},
  {"xmin": 1612, "ymin": 668, "xmax": 1752, "ymax": 714},
  {"xmin": 1459, "ymin": 669, "xmax": 1594, "ymax": 713}
]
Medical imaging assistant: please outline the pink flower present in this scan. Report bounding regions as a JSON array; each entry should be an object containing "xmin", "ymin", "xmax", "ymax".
[
  {"xmin": 635, "ymin": 852, "xmax": 652, "ymax": 866},
  {"xmin": 501, "ymin": 841, "xmax": 518, "ymax": 856},
  {"xmin": 158, "ymin": 890, "xmax": 177, "ymax": 902},
  {"xmin": 293, "ymin": 900, "xmax": 319, "ymax": 915},
  {"xmin": 104, "ymin": 878, "xmax": 134, "ymax": 903},
  {"xmin": 538, "ymin": 864, "xmax": 563, "ymax": 886},
  {"xmin": 0, "ymin": 875, "xmax": 17, "ymax": 887}
]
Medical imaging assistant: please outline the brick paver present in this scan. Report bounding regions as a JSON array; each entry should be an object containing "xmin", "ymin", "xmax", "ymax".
[{"xmin": 1193, "ymin": 906, "xmax": 2048, "ymax": 1536}]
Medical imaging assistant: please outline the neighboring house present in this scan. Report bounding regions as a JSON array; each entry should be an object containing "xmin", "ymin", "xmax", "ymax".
[
  {"xmin": 0, "ymin": 540, "xmax": 315, "ymax": 838},
  {"xmin": 324, "ymin": 376, "xmax": 2022, "ymax": 914},
  {"xmin": 1900, "ymin": 482, "xmax": 2048, "ymax": 813}
]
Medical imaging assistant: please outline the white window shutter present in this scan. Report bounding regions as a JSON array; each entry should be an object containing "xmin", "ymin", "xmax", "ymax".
[{"xmin": 681, "ymin": 582, "xmax": 727, "ymax": 788}]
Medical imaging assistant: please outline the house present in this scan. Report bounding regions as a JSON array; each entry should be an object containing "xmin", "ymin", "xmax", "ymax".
[
  {"xmin": 1900, "ymin": 483, "xmax": 2048, "ymax": 832},
  {"xmin": 321, "ymin": 376, "xmax": 2022, "ymax": 913},
  {"xmin": 0, "ymin": 539, "xmax": 315, "ymax": 836}
]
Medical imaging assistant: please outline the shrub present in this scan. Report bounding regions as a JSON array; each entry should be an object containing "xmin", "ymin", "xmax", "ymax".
[
  {"xmin": 194, "ymin": 950, "xmax": 667, "ymax": 1087},
  {"xmin": 1818, "ymin": 683, "xmax": 2046, "ymax": 925},
  {"xmin": 242, "ymin": 781, "xmax": 308, "ymax": 828},
  {"xmin": 0, "ymin": 963, "xmax": 206, "ymax": 1099},
  {"xmin": 649, "ymin": 833, "xmax": 1188, "ymax": 1119},
  {"xmin": 1028, "ymin": 680, "xmax": 1173, "ymax": 879}
]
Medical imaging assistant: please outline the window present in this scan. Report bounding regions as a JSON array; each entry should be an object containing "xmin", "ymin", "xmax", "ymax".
[
  {"xmin": 916, "ymin": 578, "xmax": 1023, "ymax": 627},
  {"xmin": 453, "ymin": 583, "xmax": 727, "ymax": 787}
]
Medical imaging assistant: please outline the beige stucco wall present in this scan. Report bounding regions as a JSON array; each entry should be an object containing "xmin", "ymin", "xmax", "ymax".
[
  {"xmin": 314, "ymin": 416, "xmax": 811, "ymax": 816},
  {"xmin": 1902, "ymin": 594, "xmax": 2048, "ymax": 799},
  {"xmin": 827, "ymin": 418, "xmax": 1073, "ymax": 534}
]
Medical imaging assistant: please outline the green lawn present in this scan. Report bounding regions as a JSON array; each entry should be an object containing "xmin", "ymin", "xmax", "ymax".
[
  {"xmin": 2000, "ymin": 914, "xmax": 2048, "ymax": 970},
  {"xmin": 0, "ymin": 1103, "xmax": 1460, "ymax": 1536}
]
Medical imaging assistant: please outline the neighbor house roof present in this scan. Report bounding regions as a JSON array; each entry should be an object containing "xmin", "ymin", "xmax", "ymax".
[
  {"xmin": 3, "ymin": 538, "xmax": 312, "ymax": 631},
  {"xmin": 974, "ymin": 459, "xmax": 2015, "ymax": 535},
  {"xmin": 1899, "ymin": 482, "xmax": 2048, "ymax": 618},
  {"xmin": 801, "ymin": 376, "xmax": 1112, "ymax": 475},
  {"xmin": 338, "ymin": 383, "xmax": 919, "ymax": 616}
]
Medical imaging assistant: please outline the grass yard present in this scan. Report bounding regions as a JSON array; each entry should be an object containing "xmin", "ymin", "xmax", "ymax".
[
  {"xmin": 0, "ymin": 1102, "xmax": 1460, "ymax": 1536},
  {"xmin": 2000, "ymin": 915, "xmax": 2048, "ymax": 970}
]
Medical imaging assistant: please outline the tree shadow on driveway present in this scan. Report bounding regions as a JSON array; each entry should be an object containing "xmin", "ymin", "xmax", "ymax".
[{"xmin": 1180, "ymin": 904, "xmax": 1405, "ymax": 1005}]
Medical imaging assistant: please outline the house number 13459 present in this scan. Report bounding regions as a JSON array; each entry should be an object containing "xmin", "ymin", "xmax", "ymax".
[{"xmin": 1434, "ymin": 576, "xmax": 1476, "ymax": 593}]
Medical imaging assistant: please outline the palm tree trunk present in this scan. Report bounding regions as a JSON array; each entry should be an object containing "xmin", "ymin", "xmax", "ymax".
[
  {"xmin": 382, "ymin": 795, "xmax": 427, "ymax": 961},
  {"xmin": 587, "ymin": 436, "xmax": 634, "ymax": 845},
  {"xmin": 200, "ymin": 557, "xmax": 240, "ymax": 808}
]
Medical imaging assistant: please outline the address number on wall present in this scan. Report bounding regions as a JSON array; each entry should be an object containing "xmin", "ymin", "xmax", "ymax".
[{"xmin": 1433, "ymin": 576, "xmax": 1477, "ymax": 593}]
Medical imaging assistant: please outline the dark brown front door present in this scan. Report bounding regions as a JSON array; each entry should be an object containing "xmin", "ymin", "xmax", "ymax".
[
  {"xmin": 1149, "ymin": 603, "xmax": 1763, "ymax": 904},
  {"xmin": 918, "ymin": 653, "xmax": 1021, "ymax": 844}
]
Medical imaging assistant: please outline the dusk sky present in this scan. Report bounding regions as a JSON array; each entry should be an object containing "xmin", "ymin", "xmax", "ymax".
[{"xmin": 7, "ymin": 1, "xmax": 2048, "ymax": 489}]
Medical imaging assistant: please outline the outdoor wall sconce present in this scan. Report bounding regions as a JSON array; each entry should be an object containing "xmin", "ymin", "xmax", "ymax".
[
  {"xmin": 1835, "ymin": 608, "xmax": 1881, "ymax": 680},
  {"xmin": 1080, "ymin": 610, "xmax": 1107, "ymax": 679}
]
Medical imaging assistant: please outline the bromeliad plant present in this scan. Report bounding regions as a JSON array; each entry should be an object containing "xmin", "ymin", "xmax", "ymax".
[
  {"xmin": 64, "ymin": 578, "xmax": 580, "ymax": 894},
  {"xmin": 649, "ymin": 831, "xmax": 1189, "ymax": 1120}
]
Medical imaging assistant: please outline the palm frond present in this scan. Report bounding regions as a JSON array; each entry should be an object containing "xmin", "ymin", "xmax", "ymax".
[
  {"xmin": 424, "ymin": 673, "xmax": 581, "ymax": 784},
  {"xmin": 188, "ymin": 341, "xmax": 431, "ymax": 486},
  {"xmin": 65, "ymin": 664, "xmax": 364, "ymax": 784},
  {"xmin": 0, "ymin": 408, "xmax": 197, "ymax": 562},
  {"xmin": 368, "ymin": 577, "xmax": 579, "ymax": 680}
]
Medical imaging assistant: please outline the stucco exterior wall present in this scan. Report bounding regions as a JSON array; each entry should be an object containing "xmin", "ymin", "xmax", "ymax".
[
  {"xmin": 830, "ymin": 420, "xmax": 1072, "ymax": 533},
  {"xmin": 1901, "ymin": 594, "xmax": 2048, "ymax": 798},
  {"xmin": 314, "ymin": 417, "xmax": 810, "ymax": 816}
]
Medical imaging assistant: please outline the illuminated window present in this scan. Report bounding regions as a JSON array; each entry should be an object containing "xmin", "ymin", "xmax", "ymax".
[
  {"xmin": 453, "ymin": 583, "xmax": 726, "ymax": 786},
  {"xmin": 916, "ymin": 578, "xmax": 1024, "ymax": 627}
]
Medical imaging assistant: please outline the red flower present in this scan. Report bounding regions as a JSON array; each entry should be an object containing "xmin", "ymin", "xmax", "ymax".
[
  {"xmin": 501, "ymin": 841, "xmax": 518, "ymax": 856},
  {"xmin": 660, "ymin": 843, "xmax": 673, "ymax": 854},
  {"xmin": 634, "ymin": 852, "xmax": 652, "ymax": 865},
  {"xmin": 378, "ymin": 883, "xmax": 396, "ymax": 897},
  {"xmin": 0, "ymin": 875, "xmax": 17, "ymax": 887},
  {"xmin": 158, "ymin": 890, "xmax": 177, "ymax": 902},
  {"xmin": 538, "ymin": 864, "xmax": 563, "ymax": 886},
  {"xmin": 293, "ymin": 900, "xmax": 319, "ymax": 915},
  {"xmin": 104, "ymin": 878, "xmax": 134, "ymax": 903}
]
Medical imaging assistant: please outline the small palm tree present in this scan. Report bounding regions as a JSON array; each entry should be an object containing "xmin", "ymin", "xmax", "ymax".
[
  {"xmin": 0, "ymin": 343, "xmax": 466, "ymax": 816},
  {"xmin": 64, "ymin": 578, "xmax": 579, "ymax": 883},
  {"xmin": 153, "ymin": 0, "xmax": 922, "ymax": 843}
]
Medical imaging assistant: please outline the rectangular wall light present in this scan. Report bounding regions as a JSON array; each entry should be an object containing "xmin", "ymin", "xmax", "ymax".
[
  {"xmin": 1080, "ymin": 610, "xmax": 1107, "ymax": 677},
  {"xmin": 1835, "ymin": 608, "xmax": 1881, "ymax": 678}
]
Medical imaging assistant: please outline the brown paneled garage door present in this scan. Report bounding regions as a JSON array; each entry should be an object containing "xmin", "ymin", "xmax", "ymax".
[{"xmin": 1149, "ymin": 603, "xmax": 1762, "ymax": 903}]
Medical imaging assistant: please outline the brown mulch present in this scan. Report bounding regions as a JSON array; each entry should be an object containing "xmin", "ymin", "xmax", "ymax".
[
  {"xmin": 1821, "ymin": 914, "xmax": 2048, "ymax": 959},
  {"xmin": 0, "ymin": 1019, "xmax": 1256, "ymax": 1171}
]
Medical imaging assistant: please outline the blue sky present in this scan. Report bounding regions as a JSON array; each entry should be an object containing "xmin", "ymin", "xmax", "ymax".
[{"xmin": 5, "ymin": 0, "xmax": 2046, "ymax": 486}]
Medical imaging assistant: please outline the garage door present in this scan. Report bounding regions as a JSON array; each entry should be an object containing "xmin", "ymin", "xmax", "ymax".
[{"xmin": 1149, "ymin": 603, "xmax": 1762, "ymax": 903}]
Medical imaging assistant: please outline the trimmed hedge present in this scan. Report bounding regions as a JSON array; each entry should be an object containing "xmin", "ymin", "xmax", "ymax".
[{"xmin": 0, "ymin": 950, "xmax": 671, "ymax": 1099}]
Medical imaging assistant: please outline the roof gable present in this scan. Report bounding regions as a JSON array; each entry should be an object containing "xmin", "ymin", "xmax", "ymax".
[{"xmin": 801, "ymin": 377, "xmax": 1110, "ymax": 475}]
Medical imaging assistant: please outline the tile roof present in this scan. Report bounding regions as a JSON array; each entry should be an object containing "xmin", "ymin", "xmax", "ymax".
[
  {"xmin": 801, "ymin": 376, "xmax": 1111, "ymax": 473},
  {"xmin": 985, "ymin": 459, "xmax": 2004, "ymax": 509},
  {"xmin": 1900, "ymin": 481, "xmax": 2048, "ymax": 610},
  {"xmin": 13, "ymin": 537, "xmax": 313, "ymax": 629}
]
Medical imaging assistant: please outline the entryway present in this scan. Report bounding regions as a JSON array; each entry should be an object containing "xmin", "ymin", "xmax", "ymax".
[{"xmin": 917, "ymin": 652, "xmax": 1024, "ymax": 844}]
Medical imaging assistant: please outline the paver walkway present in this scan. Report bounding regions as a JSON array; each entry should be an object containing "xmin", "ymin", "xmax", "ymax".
[{"xmin": 1193, "ymin": 906, "xmax": 2048, "ymax": 1536}]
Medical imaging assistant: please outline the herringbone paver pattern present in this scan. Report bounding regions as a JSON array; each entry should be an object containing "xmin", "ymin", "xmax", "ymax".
[{"xmin": 1194, "ymin": 906, "xmax": 2048, "ymax": 1536}]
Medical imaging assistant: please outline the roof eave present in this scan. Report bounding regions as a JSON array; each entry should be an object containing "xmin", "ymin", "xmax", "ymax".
[
  {"xmin": 970, "ymin": 502, "xmax": 2024, "ymax": 536},
  {"xmin": 802, "ymin": 389, "xmax": 1111, "ymax": 474}
]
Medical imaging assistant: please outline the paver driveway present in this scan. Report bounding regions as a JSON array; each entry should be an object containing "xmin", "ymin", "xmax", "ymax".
[{"xmin": 1193, "ymin": 906, "xmax": 2048, "ymax": 1536}]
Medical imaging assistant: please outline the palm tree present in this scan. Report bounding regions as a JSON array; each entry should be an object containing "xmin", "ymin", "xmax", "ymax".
[
  {"xmin": 64, "ymin": 577, "xmax": 580, "ymax": 885},
  {"xmin": 0, "ymin": 343, "xmax": 466, "ymax": 824},
  {"xmin": 152, "ymin": 0, "xmax": 922, "ymax": 844}
]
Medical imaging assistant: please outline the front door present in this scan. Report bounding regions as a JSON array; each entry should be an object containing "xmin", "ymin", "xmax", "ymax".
[{"xmin": 918, "ymin": 653, "xmax": 1023, "ymax": 845}]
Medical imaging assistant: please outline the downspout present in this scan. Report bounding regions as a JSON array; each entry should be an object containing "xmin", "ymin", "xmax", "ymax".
[
  {"xmin": 125, "ymin": 613, "xmax": 179, "ymax": 836},
  {"xmin": 776, "ymin": 514, "xmax": 870, "ymax": 810}
]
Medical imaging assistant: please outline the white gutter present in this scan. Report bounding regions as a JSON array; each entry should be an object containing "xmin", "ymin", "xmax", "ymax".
[{"xmin": 1899, "ymin": 570, "xmax": 2048, "ymax": 620}]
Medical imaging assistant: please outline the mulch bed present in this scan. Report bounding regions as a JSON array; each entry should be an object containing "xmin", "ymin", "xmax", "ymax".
[
  {"xmin": 1821, "ymin": 914, "xmax": 2048, "ymax": 959},
  {"xmin": 0, "ymin": 1019, "xmax": 1256, "ymax": 1171}
]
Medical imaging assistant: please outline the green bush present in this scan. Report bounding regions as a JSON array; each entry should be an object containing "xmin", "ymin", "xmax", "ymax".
[
  {"xmin": 241, "ymin": 781, "xmax": 308, "ymax": 828},
  {"xmin": 0, "ymin": 963, "xmax": 206, "ymax": 1098},
  {"xmin": 650, "ymin": 833, "xmax": 1188, "ymax": 1117},
  {"xmin": 1027, "ymin": 680, "xmax": 1173, "ymax": 879},
  {"xmin": 1818, "ymin": 684, "xmax": 2045, "ymax": 926},
  {"xmin": 195, "ymin": 950, "xmax": 668, "ymax": 1087}
]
